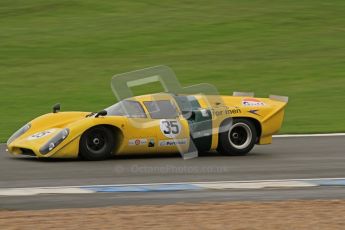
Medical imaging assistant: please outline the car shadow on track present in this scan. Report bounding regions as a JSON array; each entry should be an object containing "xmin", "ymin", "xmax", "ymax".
[
  {"xmin": 8, "ymin": 152, "xmax": 217, "ymax": 162},
  {"xmin": 8, "ymin": 150, "xmax": 265, "ymax": 163}
]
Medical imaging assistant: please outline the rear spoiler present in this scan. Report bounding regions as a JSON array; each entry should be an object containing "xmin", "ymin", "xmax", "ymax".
[
  {"xmin": 269, "ymin": 95, "xmax": 289, "ymax": 103},
  {"xmin": 233, "ymin": 92, "xmax": 254, "ymax": 97},
  {"xmin": 233, "ymin": 92, "xmax": 288, "ymax": 103}
]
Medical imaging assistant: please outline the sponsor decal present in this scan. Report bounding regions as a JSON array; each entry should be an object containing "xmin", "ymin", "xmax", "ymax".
[
  {"xmin": 225, "ymin": 108, "xmax": 241, "ymax": 115},
  {"xmin": 242, "ymin": 98, "xmax": 266, "ymax": 107},
  {"xmin": 212, "ymin": 108, "xmax": 241, "ymax": 116},
  {"xmin": 148, "ymin": 138, "xmax": 155, "ymax": 147},
  {"xmin": 128, "ymin": 138, "xmax": 147, "ymax": 146},
  {"xmin": 27, "ymin": 129, "xmax": 56, "ymax": 140},
  {"xmin": 248, "ymin": 109, "xmax": 261, "ymax": 116},
  {"xmin": 159, "ymin": 138, "xmax": 188, "ymax": 147},
  {"xmin": 160, "ymin": 120, "xmax": 181, "ymax": 138}
]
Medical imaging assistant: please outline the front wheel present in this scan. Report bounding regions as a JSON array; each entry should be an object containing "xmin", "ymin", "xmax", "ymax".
[
  {"xmin": 218, "ymin": 119, "xmax": 257, "ymax": 156},
  {"xmin": 79, "ymin": 126, "xmax": 115, "ymax": 160}
]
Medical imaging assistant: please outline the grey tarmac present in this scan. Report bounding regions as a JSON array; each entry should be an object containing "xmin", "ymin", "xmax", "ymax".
[{"xmin": 0, "ymin": 136, "xmax": 344, "ymax": 210}]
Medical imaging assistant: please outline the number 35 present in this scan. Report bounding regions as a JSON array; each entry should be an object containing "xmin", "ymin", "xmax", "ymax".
[{"xmin": 162, "ymin": 121, "xmax": 179, "ymax": 135}]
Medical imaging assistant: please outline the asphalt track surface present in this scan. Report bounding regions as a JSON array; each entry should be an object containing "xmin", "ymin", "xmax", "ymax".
[{"xmin": 1, "ymin": 136, "xmax": 345, "ymax": 210}]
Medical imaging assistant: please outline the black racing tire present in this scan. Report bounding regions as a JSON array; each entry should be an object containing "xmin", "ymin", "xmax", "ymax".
[
  {"xmin": 217, "ymin": 118, "xmax": 257, "ymax": 156},
  {"xmin": 79, "ymin": 126, "xmax": 115, "ymax": 161}
]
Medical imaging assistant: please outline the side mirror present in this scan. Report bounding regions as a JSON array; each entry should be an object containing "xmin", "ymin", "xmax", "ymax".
[
  {"xmin": 52, "ymin": 103, "xmax": 60, "ymax": 113},
  {"xmin": 95, "ymin": 110, "xmax": 107, "ymax": 118}
]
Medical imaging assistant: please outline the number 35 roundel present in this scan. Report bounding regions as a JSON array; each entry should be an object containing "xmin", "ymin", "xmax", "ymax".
[{"xmin": 160, "ymin": 119, "xmax": 182, "ymax": 138}]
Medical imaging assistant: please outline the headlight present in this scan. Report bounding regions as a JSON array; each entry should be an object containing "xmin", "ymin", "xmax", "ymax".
[
  {"xmin": 39, "ymin": 129, "xmax": 69, "ymax": 155},
  {"xmin": 7, "ymin": 123, "xmax": 31, "ymax": 145}
]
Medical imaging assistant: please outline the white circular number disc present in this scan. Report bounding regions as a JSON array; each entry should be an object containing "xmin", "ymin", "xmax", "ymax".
[
  {"xmin": 160, "ymin": 120, "xmax": 181, "ymax": 138},
  {"xmin": 27, "ymin": 129, "xmax": 56, "ymax": 140}
]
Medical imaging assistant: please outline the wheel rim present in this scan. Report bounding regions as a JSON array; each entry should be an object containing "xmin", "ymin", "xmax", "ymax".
[
  {"xmin": 228, "ymin": 123, "xmax": 252, "ymax": 149},
  {"xmin": 86, "ymin": 130, "xmax": 107, "ymax": 154}
]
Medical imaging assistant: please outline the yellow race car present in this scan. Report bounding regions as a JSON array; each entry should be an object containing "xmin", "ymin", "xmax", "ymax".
[{"xmin": 7, "ymin": 92, "xmax": 288, "ymax": 160}]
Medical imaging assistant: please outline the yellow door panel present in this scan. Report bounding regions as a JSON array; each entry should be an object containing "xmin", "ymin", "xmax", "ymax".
[
  {"xmin": 118, "ymin": 118, "xmax": 159, "ymax": 155},
  {"xmin": 156, "ymin": 117, "xmax": 190, "ymax": 154}
]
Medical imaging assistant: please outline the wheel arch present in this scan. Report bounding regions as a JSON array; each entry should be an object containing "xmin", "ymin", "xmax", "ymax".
[
  {"xmin": 78, "ymin": 124, "xmax": 124, "ymax": 157},
  {"xmin": 218, "ymin": 117, "xmax": 262, "ymax": 144}
]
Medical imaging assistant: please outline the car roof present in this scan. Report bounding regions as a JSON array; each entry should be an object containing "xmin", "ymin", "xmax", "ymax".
[{"xmin": 129, "ymin": 93, "xmax": 176, "ymax": 102}]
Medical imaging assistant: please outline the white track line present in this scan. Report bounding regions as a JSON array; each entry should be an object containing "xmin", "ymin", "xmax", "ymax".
[
  {"xmin": 1, "ymin": 133, "xmax": 344, "ymax": 146},
  {"xmin": 2, "ymin": 177, "xmax": 345, "ymax": 190},
  {"xmin": 194, "ymin": 181, "xmax": 316, "ymax": 189},
  {"xmin": 1, "ymin": 177, "xmax": 345, "ymax": 196},
  {"xmin": 0, "ymin": 177, "xmax": 345, "ymax": 191},
  {"xmin": 0, "ymin": 187, "xmax": 94, "ymax": 196},
  {"xmin": 273, "ymin": 133, "xmax": 345, "ymax": 138}
]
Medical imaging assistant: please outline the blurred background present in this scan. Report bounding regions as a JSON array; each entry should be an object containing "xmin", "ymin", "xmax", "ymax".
[{"xmin": 1, "ymin": 0, "xmax": 344, "ymax": 142}]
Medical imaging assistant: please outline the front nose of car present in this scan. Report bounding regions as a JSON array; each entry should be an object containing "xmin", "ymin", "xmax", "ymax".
[{"xmin": 7, "ymin": 128, "xmax": 62, "ymax": 157}]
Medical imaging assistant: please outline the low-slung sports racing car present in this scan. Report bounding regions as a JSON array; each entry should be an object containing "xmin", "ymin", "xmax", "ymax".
[{"xmin": 7, "ymin": 92, "xmax": 288, "ymax": 160}]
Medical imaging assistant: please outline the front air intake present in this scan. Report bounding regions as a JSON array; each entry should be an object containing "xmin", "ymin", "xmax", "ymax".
[{"xmin": 20, "ymin": 148, "xmax": 36, "ymax": 156}]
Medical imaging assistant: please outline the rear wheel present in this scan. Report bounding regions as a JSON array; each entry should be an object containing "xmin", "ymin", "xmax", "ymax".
[
  {"xmin": 79, "ymin": 126, "xmax": 115, "ymax": 160},
  {"xmin": 218, "ymin": 119, "xmax": 257, "ymax": 156}
]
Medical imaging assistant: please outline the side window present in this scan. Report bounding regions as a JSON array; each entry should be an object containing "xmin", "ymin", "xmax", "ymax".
[
  {"xmin": 123, "ymin": 101, "xmax": 147, "ymax": 118},
  {"xmin": 174, "ymin": 95, "xmax": 201, "ymax": 112},
  {"xmin": 107, "ymin": 100, "xmax": 147, "ymax": 118},
  {"xmin": 144, "ymin": 100, "xmax": 178, "ymax": 119}
]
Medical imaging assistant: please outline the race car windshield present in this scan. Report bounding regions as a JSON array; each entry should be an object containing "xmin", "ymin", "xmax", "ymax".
[{"xmin": 105, "ymin": 100, "xmax": 147, "ymax": 118}]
